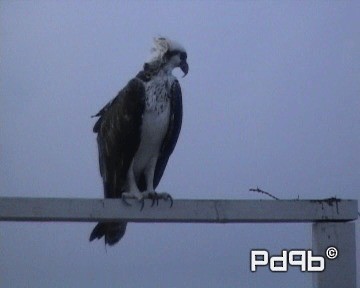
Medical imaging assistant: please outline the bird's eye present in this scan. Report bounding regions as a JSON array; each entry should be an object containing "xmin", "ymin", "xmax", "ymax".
[
  {"xmin": 180, "ymin": 52, "xmax": 187, "ymax": 61},
  {"xmin": 166, "ymin": 50, "xmax": 177, "ymax": 58},
  {"xmin": 165, "ymin": 50, "xmax": 187, "ymax": 60}
]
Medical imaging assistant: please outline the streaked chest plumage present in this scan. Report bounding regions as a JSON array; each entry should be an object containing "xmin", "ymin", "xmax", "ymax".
[
  {"xmin": 144, "ymin": 74, "xmax": 173, "ymax": 114},
  {"xmin": 132, "ymin": 74, "xmax": 174, "ymax": 176}
]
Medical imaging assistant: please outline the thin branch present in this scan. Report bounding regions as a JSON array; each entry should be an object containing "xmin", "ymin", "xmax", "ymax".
[{"xmin": 249, "ymin": 187, "xmax": 280, "ymax": 200}]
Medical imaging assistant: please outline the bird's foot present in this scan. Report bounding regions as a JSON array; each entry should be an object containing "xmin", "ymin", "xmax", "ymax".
[
  {"xmin": 121, "ymin": 191, "xmax": 173, "ymax": 210},
  {"xmin": 142, "ymin": 191, "xmax": 173, "ymax": 208},
  {"xmin": 121, "ymin": 191, "xmax": 144, "ymax": 206}
]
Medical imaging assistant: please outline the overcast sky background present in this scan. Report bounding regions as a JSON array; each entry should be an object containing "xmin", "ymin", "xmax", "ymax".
[{"xmin": 1, "ymin": 1, "xmax": 359, "ymax": 287}]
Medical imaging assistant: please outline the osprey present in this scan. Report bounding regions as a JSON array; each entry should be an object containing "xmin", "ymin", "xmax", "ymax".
[{"xmin": 89, "ymin": 37, "xmax": 188, "ymax": 245}]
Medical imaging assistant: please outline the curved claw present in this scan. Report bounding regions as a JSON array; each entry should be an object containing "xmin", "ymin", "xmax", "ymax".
[
  {"xmin": 140, "ymin": 198, "xmax": 145, "ymax": 211},
  {"xmin": 164, "ymin": 194, "xmax": 173, "ymax": 208},
  {"xmin": 122, "ymin": 197, "xmax": 132, "ymax": 206},
  {"xmin": 150, "ymin": 192, "xmax": 158, "ymax": 207},
  {"xmin": 147, "ymin": 192, "xmax": 160, "ymax": 207},
  {"xmin": 168, "ymin": 196, "xmax": 173, "ymax": 208}
]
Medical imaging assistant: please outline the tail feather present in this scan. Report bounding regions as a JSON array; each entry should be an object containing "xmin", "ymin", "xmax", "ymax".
[{"xmin": 89, "ymin": 221, "xmax": 127, "ymax": 246}]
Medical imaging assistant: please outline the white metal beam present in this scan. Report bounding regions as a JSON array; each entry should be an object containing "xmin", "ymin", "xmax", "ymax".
[{"xmin": 0, "ymin": 197, "xmax": 357, "ymax": 223}]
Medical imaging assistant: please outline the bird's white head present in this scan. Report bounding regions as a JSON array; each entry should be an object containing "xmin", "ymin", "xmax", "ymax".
[{"xmin": 147, "ymin": 37, "xmax": 188, "ymax": 77}]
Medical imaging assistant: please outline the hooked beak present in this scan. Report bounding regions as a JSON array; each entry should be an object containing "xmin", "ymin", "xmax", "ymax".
[{"xmin": 179, "ymin": 60, "xmax": 189, "ymax": 77}]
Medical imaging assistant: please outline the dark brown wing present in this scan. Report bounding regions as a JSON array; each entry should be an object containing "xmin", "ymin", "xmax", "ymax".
[{"xmin": 93, "ymin": 78, "xmax": 146, "ymax": 198}]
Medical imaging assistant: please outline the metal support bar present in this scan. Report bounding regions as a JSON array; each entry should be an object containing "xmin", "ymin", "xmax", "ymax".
[
  {"xmin": 0, "ymin": 197, "xmax": 358, "ymax": 288},
  {"xmin": 0, "ymin": 197, "xmax": 357, "ymax": 223},
  {"xmin": 312, "ymin": 222, "xmax": 357, "ymax": 288}
]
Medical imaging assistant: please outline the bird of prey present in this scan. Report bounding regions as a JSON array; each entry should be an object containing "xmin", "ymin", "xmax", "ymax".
[{"xmin": 89, "ymin": 37, "xmax": 188, "ymax": 245}]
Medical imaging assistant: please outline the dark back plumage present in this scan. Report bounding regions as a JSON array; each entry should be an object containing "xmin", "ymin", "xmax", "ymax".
[{"xmin": 93, "ymin": 78, "xmax": 146, "ymax": 198}]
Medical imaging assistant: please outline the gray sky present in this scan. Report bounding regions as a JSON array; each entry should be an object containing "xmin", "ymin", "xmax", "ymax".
[{"xmin": 1, "ymin": 1, "xmax": 359, "ymax": 287}]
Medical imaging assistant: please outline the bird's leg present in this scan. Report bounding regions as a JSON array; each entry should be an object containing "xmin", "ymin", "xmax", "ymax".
[
  {"xmin": 142, "ymin": 156, "xmax": 173, "ymax": 208},
  {"xmin": 122, "ymin": 160, "xmax": 143, "ymax": 206},
  {"xmin": 142, "ymin": 156, "xmax": 159, "ymax": 207}
]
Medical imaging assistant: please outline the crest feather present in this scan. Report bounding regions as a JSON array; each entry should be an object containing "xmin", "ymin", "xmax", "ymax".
[
  {"xmin": 148, "ymin": 37, "xmax": 185, "ymax": 63},
  {"xmin": 148, "ymin": 37, "xmax": 170, "ymax": 62}
]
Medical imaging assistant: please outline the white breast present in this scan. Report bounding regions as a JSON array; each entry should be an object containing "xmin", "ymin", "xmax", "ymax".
[{"xmin": 132, "ymin": 74, "xmax": 173, "ymax": 178}]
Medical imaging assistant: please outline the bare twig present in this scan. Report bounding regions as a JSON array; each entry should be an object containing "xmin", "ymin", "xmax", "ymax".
[{"xmin": 249, "ymin": 187, "xmax": 280, "ymax": 200}]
